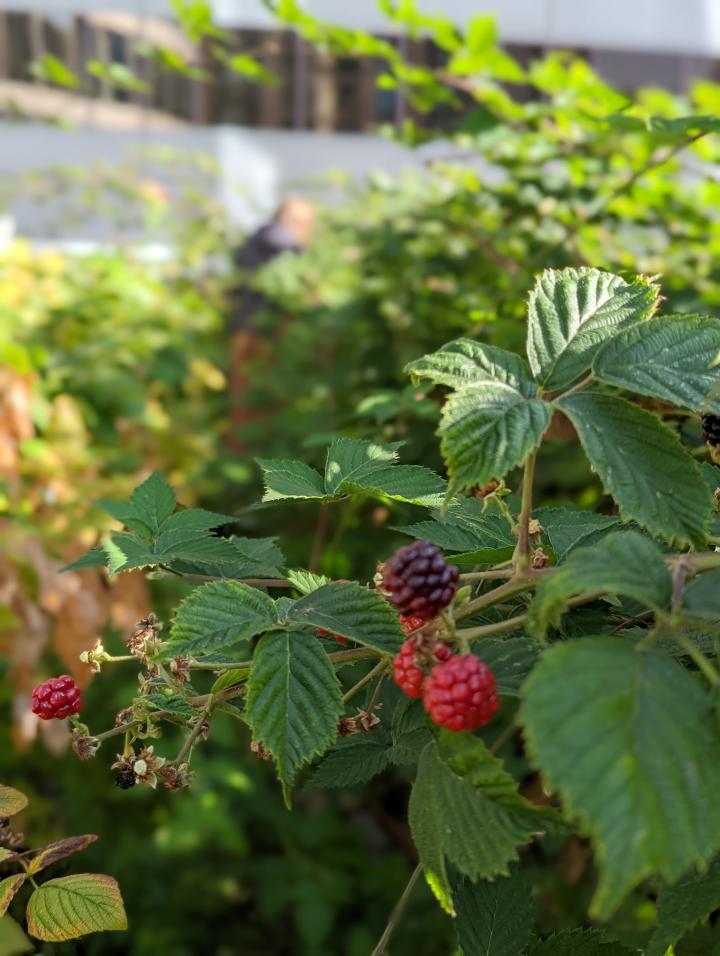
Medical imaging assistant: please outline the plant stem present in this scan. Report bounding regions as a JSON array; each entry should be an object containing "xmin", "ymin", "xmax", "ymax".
[
  {"xmin": 456, "ymin": 612, "xmax": 528, "ymax": 642},
  {"xmin": 174, "ymin": 697, "xmax": 214, "ymax": 766},
  {"xmin": 671, "ymin": 630, "xmax": 720, "ymax": 686},
  {"xmin": 160, "ymin": 566, "xmax": 290, "ymax": 587},
  {"xmin": 553, "ymin": 374, "xmax": 593, "ymax": 401},
  {"xmin": 513, "ymin": 450, "xmax": 537, "ymax": 574},
  {"xmin": 455, "ymin": 577, "xmax": 535, "ymax": 622},
  {"xmin": 370, "ymin": 862, "xmax": 423, "ymax": 956},
  {"xmin": 459, "ymin": 569, "xmax": 514, "ymax": 582},
  {"xmin": 342, "ymin": 660, "xmax": 387, "ymax": 705},
  {"xmin": 490, "ymin": 722, "xmax": 519, "ymax": 755}
]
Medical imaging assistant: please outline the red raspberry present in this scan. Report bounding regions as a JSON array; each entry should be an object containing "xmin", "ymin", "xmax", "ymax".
[
  {"xmin": 31, "ymin": 675, "xmax": 82, "ymax": 721},
  {"xmin": 392, "ymin": 639, "xmax": 453, "ymax": 699},
  {"xmin": 382, "ymin": 540, "xmax": 459, "ymax": 621},
  {"xmin": 400, "ymin": 615, "xmax": 426, "ymax": 635},
  {"xmin": 423, "ymin": 655, "xmax": 499, "ymax": 732},
  {"xmin": 315, "ymin": 627, "xmax": 349, "ymax": 646}
]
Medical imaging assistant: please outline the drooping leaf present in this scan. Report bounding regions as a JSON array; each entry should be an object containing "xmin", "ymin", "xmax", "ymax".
[
  {"xmin": 26, "ymin": 874, "xmax": 127, "ymax": 942},
  {"xmin": 0, "ymin": 786, "xmax": 27, "ymax": 818},
  {"xmin": 27, "ymin": 835, "xmax": 97, "ymax": 876},
  {"xmin": 288, "ymin": 581, "xmax": 404, "ymax": 654},
  {"xmin": 304, "ymin": 731, "xmax": 392, "ymax": 789},
  {"xmin": 246, "ymin": 630, "xmax": 343, "ymax": 803},
  {"xmin": 256, "ymin": 457, "xmax": 326, "ymax": 502},
  {"xmin": 167, "ymin": 581, "xmax": 277, "ymax": 656},
  {"xmin": 527, "ymin": 531, "xmax": 671, "ymax": 638},
  {"xmin": 527, "ymin": 267, "xmax": 658, "ymax": 391},
  {"xmin": 557, "ymin": 392, "xmax": 711, "ymax": 547},
  {"xmin": 406, "ymin": 339, "xmax": 536, "ymax": 392},
  {"xmin": 593, "ymin": 314, "xmax": 720, "ymax": 412},
  {"xmin": 454, "ymin": 868, "xmax": 536, "ymax": 956},
  {"xmin": 0, "ymin": 876, "xmax": 25, "ymax": 919},
  {"xmin": 527, "ymin": 928, "xmax": 636, "ymax": 955},
  {"xmin": 534, "ymin": 508, "xmax": 619, "ymax": 563},
  {"xmin": 646, "ymin": 854, "xmax": 720, "ymax": 956},
  {"xmin": 439, "ymin": 382, "xmax": 552, "ymax": 493},
  {"xmin": 521, "ymin": 638, "xmax": 720, "ymax": 918}
]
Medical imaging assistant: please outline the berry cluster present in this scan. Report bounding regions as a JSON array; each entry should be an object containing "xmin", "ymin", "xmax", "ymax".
[
  {"xmin": 392, "ymin": 638, "xmax": 452, "ymax": 699},
  {"xmin": 31, "ymin": 676, "xmax": 82, "ymax": 721},
  {"xmin": 382, "ymin": 540, "xmax": 459, "ymax": 621},
  {"xmin": 703, "ymin": 414, "xmax": 720, "ymax": 447}
]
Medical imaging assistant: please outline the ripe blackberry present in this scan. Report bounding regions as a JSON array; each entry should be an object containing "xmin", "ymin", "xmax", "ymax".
[
  {"xmin": 383, "ymin": 540, "xmax": 459, "ymax": 621},
  {"xmin": 703, "ymin": 414, "xmax": 720, "ymax": 447},
  {"xmin": 423, "ymin": 654, "xmax": 499, "ymax": 732},
  {"xmin": 392, "ymin": 638, "xmax": 452, "ymax": 699},
  {"xmin": 114, "ymin": 771, "xmax": 136, "ymax": 790},
  {"xmin": 31, "ymin": 676, "xmax": 82, "ymax": 721}
]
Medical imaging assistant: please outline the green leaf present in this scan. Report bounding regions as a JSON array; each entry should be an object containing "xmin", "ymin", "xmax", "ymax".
[
  {"xmin": 159, "ymin": 508, "xmax": 238, "ymax": 533},
  {"xmin": 439, "ymin": 382, "xmax": 552, "ymax": 493},
  {"xmin": 527, "ymin": 267, "xmax": 659, "ymax": 391},
  {"xmin": 396, "ymin": 508, "xmax": 515, "ymax": 565},
  {"xmin": 528, "ymin": 929, "xmax": 636, "ymax": 955},
  {"xmin": 256, "ymin": 457, "xmax": 326, "ymax": 502},
  {"xmin": 288, "ymin": 582, "xmax": 404, "ymax": 654},
  {"xmin": 246, "ymin": 630, "xmax": 342, "ymax": 803},
  {"xmin": 389, "ymin": 698, "xmax": 433, "ymax": 765},
  {"xmin": 304, "ymin": 732, "xmax": 392, "ymax": 789},
  {"xmin": 647, "ymin": 854, "xmax": 720, "ymax": 956},
  {"xmin": 0, "ymin": 786, "xmax": 27, "ymax": 818},
  {"xmin": 0, "ymin": 914, "xmax": 33, "ymax": 954},
  {"xmin": 60, "ymin": 548, "xmax": 108, "ymax": 573},
  {"xmin": 167, "ymin": 581, "xmax": 277, "ymax": 656},
  {"xmin": 527, "ymin": 531, "xmax": 671, "ymax": 638},
  {"xmin": 593, "ymin": 314, "xmax": 720, "ymax": 412},
  {"xmin": 26, "ymin": 874, "xmax": 127, "ymax": 942},
  {"xmin": 406, "ymin": 339, "xmax": 535, "ymax": 392},
  {"xmin": 103, "ymin": 533, "xmax": 155, "ymax": 575},
  {"xmin": 285, "ymin": 569, "xmax": 331, "ymax": 594},
  {"xmin": 454, "ymin": 868, "xmax": 536, "ymax": 956},
  {"xmin": 27, "ymin": 835, "xmax": 97, "ymax": 876},
  {"xmin": 557, "ymin": 392, "xmax": 711, "ymax": 547},
  {"xmin": 409, "ymin": 734, "xmax": 554, "ymax": 914},
  {"xmin": 521, "ymin": 638, "xmax": 720, "ymax": 918},
  {"xmin": 477, "ymin": 638, "xmax": 540, "ymax": 695},
  {"xmin": 683, "ymin": 568, "xmax": 720, "ymax": 619},
  {"xmin": 534, "ymin": 508, "xmax": 619, "ymax": 563},
  {"xmin": 127, "ymin": 471, "xmax": 176, "ymax": 534},
  {"xmin": 0, "ymin": 876, "xmax": 25, "ymax": 918}
]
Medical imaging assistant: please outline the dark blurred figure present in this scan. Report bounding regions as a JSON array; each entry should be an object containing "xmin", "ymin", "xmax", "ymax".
[{"xmin": 227, "ymin": 196, "xmax": 316, "ymax": 450}]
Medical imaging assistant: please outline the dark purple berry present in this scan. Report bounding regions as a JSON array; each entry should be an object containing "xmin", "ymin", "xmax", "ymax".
[
  {"xmin": 115, "ymin": 770, "xmax": 136, "ymax": 790},
  {"xmin": 382, "ymin": 540, "xmax": 459, "ymax": 621},
  {"xmin": 702, "ymin": 414, "xmax": 720, "ymax": 447}
]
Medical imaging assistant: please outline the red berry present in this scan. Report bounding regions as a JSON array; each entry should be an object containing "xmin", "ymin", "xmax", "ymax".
[
  {"xmin": 423, "ymin": 655, "xmax": 499, "ymax": 732},
  {"xmin": 400, "ymin": 615, "xmax": 426, "ymax": 635},
  {"xmin": 392, "ymin": 638, "xmax": 453, "ymax": 699},
  {"xmin": 382, "ymin": 540, "xmax": 459, "ymax": 621},
  {"xmin": 315, "ymin": 627, "xmax": 349, "ymax": 646},
  {"xmin": 31, "ymin": 675, "xmax": 82, "ymax": 721}
]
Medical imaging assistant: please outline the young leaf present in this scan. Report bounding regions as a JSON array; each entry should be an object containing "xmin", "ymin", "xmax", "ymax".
[
  {"xmin": 592, "ymin": 314, "xmax": 720, "ymax": 413},
  {"xmin": 0, "ymin": 786, "xmax": 27, "ymax": 818},
  {"xmin": 26, "ymin": 874, "xmax": 127, "ymax": 942},
  {"xmin": 521, "ymin": 638, "xmax": 720, "ymax": 918},
  {"xmin": 406, "ymin": 339, "xmax": 535, "ymax": 391},
  {"xmin": 439, "ymin": 382, "xmax": 552, "ymax": 493},
  {"xmin": 527, "ymin": 928, "xmax": 636, "ymax": 955},
  {"xmin": 256, "ymin": 457, "xmax": 326, "ymax": 502},
  {"xmin": 246, "ymin": 630, "xmax": 343, "ymax": 803},
  {"xmin": 27, "ymin": 835, "xmax": 97, "ymax": 876},
  {"xmin": 527, "ymin": 530, "xmax": 671, "ymax": 638},
  {"xmin": 304, "ymin": 731, "xmax": 392, "ymax": 789},
  {"xmin": 167, "ymin": 581, "xmax": 278, "ymax": 656},
  {"xmin": 646, "ymin": 854, "xmax": 720, "ymax": 956},
  {"xmin": 534, "ymin": 508, "xmax": 619, "ymax": 564},
  {"xmin": 127, "ymin": 471, "xmax": 176, "ymax": 533},
  {"xmin": 527, "ymin": 267, "xmax": 658, "ymax": 391},
  {"xmin": 454, "ymin": 868, "xmax": 536, "ymax": 956},
  {"xmin": 409, "ymin": 734, "xmax": 554, "ymax": 914},
  {"xmin": 285, "ymin": 569, "xmax": 331, "ymax": 594},
  {"xmin": 288, "ymin": 581, "xmax": 404, "ymax": 654},
  {"xmin": 557, "ymin": 392, "xmax": 711, "ymax": 547},
  {"xmin": 0, "ymin": 876, "xmax": 25, "ymax": 918}
]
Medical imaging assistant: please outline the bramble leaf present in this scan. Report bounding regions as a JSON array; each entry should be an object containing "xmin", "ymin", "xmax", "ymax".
[
  {"xmin": 26, "ymin": 874, "xmax": 127, "ymax": 942},
  {"xmin": 527, "ymin": 928, "xmax": 636, "ymax": 955},
  {"xmin": 167, "ymin": 581, "xmax": 278, "ymax": 656},
  {"xmin": 406, "ymin": 339, "xmax": 535, "ymax": 392},
  {"xmin": 454, "ymin": 868, "xmax": 536, "ymax": 956},
  {"xmin": 127, "ymin": 471, "xmax": 176, "ymax": 533},
  {"xmin": 534, "ymin": 508, "xmax": 619, "ymax": 564},
  {"xmin": 256, "ymin": 457, "xmax": 326, "ymax": 501},
  {"xmin": 304, "ymin": 732, "xmax": 392, "ymax": 789},
  {"xmin": 646, "ymin": 854, "xmax": 720, "ymax": 956},
  {"xmin": 521, "ymin": 638, "xmax": 720, "ymax": 918}
]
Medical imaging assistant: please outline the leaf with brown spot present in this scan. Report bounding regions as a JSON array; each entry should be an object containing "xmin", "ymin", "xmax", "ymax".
[
  {"xmin": 0, "ymin": 875, "xmax": 26, "ymax": 917},
  {"xmin": 27, "ymin": 835, "xmax": 97, "ymax": 876}
]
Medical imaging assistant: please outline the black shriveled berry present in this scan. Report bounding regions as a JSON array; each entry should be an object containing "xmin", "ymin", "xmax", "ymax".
[
  {"xmin": 114, "ymin": 770, "xmax": 136, "ymax": 790},
  {"xmin": 703, "ymin": 414, "xmax": 720, "ymax": 447},
  {"xmin": 382, "ymin": 540, "xmax": 459, "ymax": 621}
]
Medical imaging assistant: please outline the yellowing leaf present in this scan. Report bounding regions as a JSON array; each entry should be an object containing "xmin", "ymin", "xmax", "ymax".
[{"xmin": 26, "ymin": 874, "xmax": 127, "ymax": 942}]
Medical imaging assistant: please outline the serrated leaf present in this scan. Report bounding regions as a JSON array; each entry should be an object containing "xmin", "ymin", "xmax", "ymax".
[
  {"xmin": 159, "ymin": 508, "xmax": 239, "ymax": 533},
  {"xmin": 593, "ymin": 314, "xmax": 720, "ymax": 412},
  {"xmin": 26, "ymin": 874, "xmax": 127, "ymax": 942},
  {"xmin": 103, "ymin": 533, "xmax": 155, "ymax": 575},
  {"xmin": 226, "ymin": 536, "xmax": 285, "ymax": 577},
  {"xmin": 557, "ymin": 392, "xmax": 711, "ymax": 547},
  {"xmin": 256, "ymin": 457, "xmax": 325, "ymax": 502},
  {"xmin": 95, "ymin": 497, "xmax": 154, "ymax": 538},
  {"xmin": 246, "ymin": 630, "xmax": 342, "ymax": 803},
  {"xmin": 144, "ymin": 693, "xmax": 200, "ymax": 720},
  {"xmin": 521, "ymin": 638, "xmax": 720, "ymax": 918},
  {"xmin": 304, "ymin": 732, "xmax": 392, "ymax": 789},
  {"xmin": 27, "ymin": 835, "xmax": 97, "ymax": 876},
  {"xmin": 454, "ymin": 868, "xmax": 535, "ymax": 956},
  {"xmin": 324, "ymin": 437, "xmax": 401, "ymax": 495},
  {"xmin": 683, "ymin": 568, "xmax": 720, "ymax": 619},
  {"xmin": 527, "ymin": 531, "xmax": 671, "ymax": 638},
  {"xmin": 534, "ymin": 508, "xmax": 619, "ymax": 563},
  {"xmin": 389, "ymin": 697, "xmax": 433, "ymax": 765},
  {"xmin": 409, "ymin": 734, "xmax": 554, "ymax": 914},
  {"xmin": 477, "ymin": 638, "xmax": 539, "ymax": 695},
  {"xmin": 647, "ymin": 854, "xmax": 720, "ymax": 956},
  {"xmin": 210, "ymin": 669, "xmax": 248, "ymax": 695},
  {"xmin": 528, "ymin": 928, "xmax": 636, "ymax": 955},
  {"xmin": 59, "ymin": 548, "xmax": 108, "ymax": 573},
  {"xmin": 406, "ymin": 339, "xmax": 536, "ymax": 392},
  {"xmin": 127, "ymin": 471, "xmax": 176, "ymax": 533},
  {"xmin": 0, "ymin": 876, "xmax": 25, "ymax": 918},
  {"xmin": 0, "ymin": 786, "xmax": 27, "ymax": 818},
  {"xmin": 440, "ymin": 382, "xmax": 552, "ymax": 493},
  {"xmin": 288, "ymin": 582, "xmax": 404, "ymax": 654},
  {"xmin": 395, "ymin": 509, "xmax": 515, "ymax": 565},
  {"xmin": 167, "ymin": 581, "xmax": 277, "ymax": 656},
  {"xmin": 286, "ymin": 569, "xmax": 331, "ymax": 595},
  {"xmin": 527, "ymin": 267, "xmax": 658, "ymax": 391}
]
